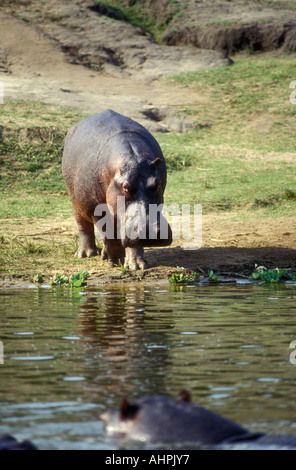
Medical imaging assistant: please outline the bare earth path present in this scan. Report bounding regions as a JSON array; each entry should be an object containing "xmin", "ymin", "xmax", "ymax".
[
  {"xmin": 1, "ymin": 2, "xmax": 296, "ymax": 286},
  {"xmin": 0, "ymin": 4, "xmax": 230, "ymax": 131}
]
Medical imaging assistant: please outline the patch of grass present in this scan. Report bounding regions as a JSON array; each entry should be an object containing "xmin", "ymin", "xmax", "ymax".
[
  {"xmin": 169, "ymin": 54, "xmax": 296, "ymax": 123},
  {"xmin": 165, "ymin": 151, "xmax": 193, "ymax": 171},
  {"xmin": 0, "ymin": 235, "xmax": 44, "ymax": 258},
  {"xmin": 264, "ymin": 1, "xmax": 296, "ymax": 9},
  {"xmin": 159, "ymin": 53, "xmax": 296, "ymax": 217},
  {"xmin": 0, "ymin": 99, "xmax": 86, "ymax": 218},
  {"xmin": 283, "ymin": 188, "xmax": 296, "ymax": 201},
  {"xmin": 2, "ymin": 52, "xmax": 296, "ymax": 222},
  {"xmin": 0, "ymin": 235, "xmax": 48, "ymax": 277},
  {"xmin": 0, "ymin": 231, "xmax": 96, "ymax": 281},
  {"xmin": 92, "ymin": 0, "xmax": 178, "ymax": 42}
]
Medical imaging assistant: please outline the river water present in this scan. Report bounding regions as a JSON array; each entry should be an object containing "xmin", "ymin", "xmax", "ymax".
[{"xmin": 0, "ymin": 280, "xmax": 296, "ymax": 449}]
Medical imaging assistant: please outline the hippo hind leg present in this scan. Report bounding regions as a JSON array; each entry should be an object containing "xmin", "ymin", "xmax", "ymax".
[
  {"xmin": 74, "ymin": 210, "xmax": 98, "ymax": 258},
  {"xmin": 124, "ymin": 247, "xmax": 148, "ymax": 271}
]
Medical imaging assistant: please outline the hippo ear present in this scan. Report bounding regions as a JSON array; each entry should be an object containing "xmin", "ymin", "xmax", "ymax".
[
  {"xmin": 151, "ymin": 157, "xmax": 162, "ymax": 167},
  {"xmin": 178, "ymin": 390, "xmax": 191, "ymax": 402},
  {"xmin": 120, "ymin": 398, "xmax": 140, "ymax": 419},
  {"xmin": 120, "ymin": 398, "xmax": 130, "ymax": 418}
]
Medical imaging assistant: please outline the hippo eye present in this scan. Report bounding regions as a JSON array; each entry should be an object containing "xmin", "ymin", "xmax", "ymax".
[{"xmin": 148, "ymin": 178, "xmax": 161, "ymax": 193}]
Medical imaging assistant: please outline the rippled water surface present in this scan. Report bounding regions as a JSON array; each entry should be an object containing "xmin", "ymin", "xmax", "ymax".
[{"xmin": 1, "ymin": 281, "xmax": 296, "ymax": 449}]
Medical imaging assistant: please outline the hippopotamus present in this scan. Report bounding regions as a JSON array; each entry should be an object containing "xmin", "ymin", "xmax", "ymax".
[
  {"xmin": 100, "ymin": 391, "xmax": 296, "ymax": 449},
  {"xmin": 0, "ymin": 434, "xmax": 37, "ymax": 450},
  {"xmin": 62, "ymin": 109, "xmax": 172, "ymax": 270}
]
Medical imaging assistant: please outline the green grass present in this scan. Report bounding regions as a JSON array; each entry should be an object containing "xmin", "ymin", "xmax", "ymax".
[
  {"xmin": 0, "ymin": 231, "xmax": 91, "ymax": 279},
  {"xmin": 157, "ymin": 52, "xmax": 296, "ymax": 217},
  {"xmin": 0, "ymin": 100, "xmax": 86, "ymax": 218},
  {"xmin": 1, "ymin": 53, "xmax": 296, "ymax": 222},
  {"xmin": 92, "ymin": 0, "xmax": 176, "ymax": 43}
]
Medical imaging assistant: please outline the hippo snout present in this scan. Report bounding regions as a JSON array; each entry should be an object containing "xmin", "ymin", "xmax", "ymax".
[{"xmin": 120, "ymin": 201, "xmax": 172, "ymax": 248}]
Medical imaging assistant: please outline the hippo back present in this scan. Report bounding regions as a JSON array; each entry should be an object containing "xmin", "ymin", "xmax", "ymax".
[{"xmin": 62, "ymin": 109, "xmax": 167, "ymax": 208}]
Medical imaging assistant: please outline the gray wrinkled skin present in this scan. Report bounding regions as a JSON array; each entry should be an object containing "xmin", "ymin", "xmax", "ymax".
[
  {"xmin": 100, "ymin": 393, "xmax": 296, "ymax": 449},
  {"xmin": 62, "ymin": 109, "xmax": 172, "ymax": 270}
]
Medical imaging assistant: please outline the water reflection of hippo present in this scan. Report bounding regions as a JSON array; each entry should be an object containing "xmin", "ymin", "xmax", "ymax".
[
  {"xmin": 0, "ymin": 434, "xmax": 37, "ymax": 450},
  {"xmin": 62, "ymin": 109, "xmax": 172, "ymax": 270},
  {"xmin": 100, "ymin": 391, "xmax": 296, "ymax": 449}
]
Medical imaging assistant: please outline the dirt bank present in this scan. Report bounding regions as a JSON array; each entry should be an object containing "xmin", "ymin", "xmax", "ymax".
[
  {"xmin": 1, "ymin": 0, "xmax": 296, "ymax": 287},
  {"xmin": 1, "ymin": 213, "xmax": 296, "ymax": 288},
  {"xmin": 161, "ymin": 0, "xmax": 296, "ymax": 54},
  {"xmin": 0, "ymin": 1, "xmax": 230, "ymax": 133}
]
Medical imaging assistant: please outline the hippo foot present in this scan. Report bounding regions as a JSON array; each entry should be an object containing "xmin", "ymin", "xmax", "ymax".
[
  {"xmin": 75, "ymin": 246, "xmax": 98, "ymax": 258},
  {"xmin": 101, "ymin": 241, "xmax": 125, "ymax": 267},
  {"xmin": 124, "ymin": 247, "xmax": 148, "ymax": 271}
]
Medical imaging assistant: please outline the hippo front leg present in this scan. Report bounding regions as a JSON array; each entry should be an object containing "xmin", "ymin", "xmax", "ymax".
[
  {"xmin": 74, "ymin": 210, "xmax": 98, "ymax": 258},
  {"xmin": 124, "ymin": 247, "xmax": 148, "ymax": 271},
  {"xmin": 101, "ymin": 238, "xmax": 125, "ymax": 267}
]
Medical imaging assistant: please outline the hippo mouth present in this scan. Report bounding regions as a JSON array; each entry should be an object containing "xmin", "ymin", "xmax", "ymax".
[
  {"xmin": 122, "ymin": 232, "xmax": 172, "ymax": 248},
  {"xmin": 122, "ymin": 217, "xmax": 172, "ymax": 248}
]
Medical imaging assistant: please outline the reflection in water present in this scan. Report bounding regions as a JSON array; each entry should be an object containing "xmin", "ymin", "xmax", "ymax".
[
  {"xmin": 0, "ymin": 282, "xmax": 296, "ymax": 449},
  {"xmin": 75, "ymin": 286, "xmax": 174, "ymax": 399}
]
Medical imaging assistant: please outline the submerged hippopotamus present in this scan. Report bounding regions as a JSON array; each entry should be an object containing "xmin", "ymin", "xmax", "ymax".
[
  {"xmin": 62, "ymin": 109, "xmax": 172, "ymax": 270},
  {"xmin": 0, "ymin": 434, "xmax": 37, "ymax": 450},
  {"xmin": 100, "ymin": 391, "xmax": 296, "ymax": 449}
]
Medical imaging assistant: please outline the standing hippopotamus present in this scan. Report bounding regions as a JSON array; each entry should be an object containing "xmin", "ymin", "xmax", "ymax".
[
  {"xmin": 100, "ymin": 391, "xmax": 296, "ymax": 449},
  {"xmin": 62, "ymin": 109, "xmax": 172, "ymax": 270}
]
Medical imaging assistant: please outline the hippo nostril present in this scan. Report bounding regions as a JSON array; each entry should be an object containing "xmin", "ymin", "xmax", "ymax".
[{"xmin": 122, "ymin": 182, "xmax": 131, "ymax": 197}]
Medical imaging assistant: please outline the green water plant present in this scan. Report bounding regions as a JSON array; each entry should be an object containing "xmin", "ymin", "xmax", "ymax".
[
  {"xmin": 168, "ymin": 271, "xmax": 200, "ymax": 285},
  {"xmin": 251, "ymin": 265, "xmax": 296, "ymax": 283},
  {"xmin": 69, "ymin": 269, "xmax": 89, "ymax": 287},
  {"xmin": 51, "ymin": 269, "xmax": 89, "ymax": 287},
  {"xmin": 33, "ymin": 273, "xmax": 44, "ymax": 283},
  {"xmin": 208, "ymin": 270, "xmax": 220, "ymax": 282},
  {"xmin": 51, "ymin": 273, "xmax": 70, "ymax": 286}
]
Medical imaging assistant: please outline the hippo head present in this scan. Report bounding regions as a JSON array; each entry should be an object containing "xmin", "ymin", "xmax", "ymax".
[
  {"xmin": 100, "ymin": 390, "xmax": 192, "ymax": 441},
  {"xmin": 100, "ymin": 398, "xmax": 141, "ymax": 438},
  {"xmin": 106, "ymin": 156, "xmax": 172, "ymax": 249}
]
